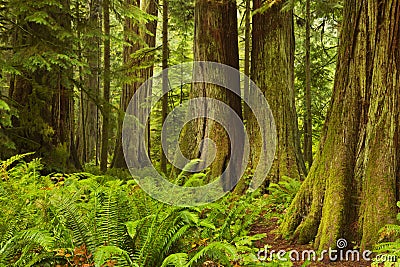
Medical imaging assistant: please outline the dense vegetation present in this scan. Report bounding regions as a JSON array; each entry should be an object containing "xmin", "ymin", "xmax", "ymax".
[
  {"xmin": 0, "ymin": 0, "xmax": 399, "ymax": 266},
  {"xmin": 0, "ymin": 154, "xmax": 299, "ymax": 266}
]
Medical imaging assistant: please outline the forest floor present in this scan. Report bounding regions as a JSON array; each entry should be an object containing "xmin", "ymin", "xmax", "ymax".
[{"xmin": 251, "ymin": 217, "xmax": 372, "ymax": 267}]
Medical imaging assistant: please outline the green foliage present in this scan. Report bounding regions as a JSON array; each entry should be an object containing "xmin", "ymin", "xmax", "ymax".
[
  {"xmin": 293, "ymin": 0, "xmax": 341, "ymax": 157},
  {"xmin": 94, "ymin": 245, "xmax": 134, "ymax": 267},
  {"xmin": 160, "ymin": 253, "xmax": 188, "ymax": 267},
  {"xmin": 0, "ymin": 99, "xmax": 15, "ymax": 154},
  {"xmin": 0, "ymin": 153, "xmax": 55, "ymax": 266},
  {"xmin": 0, "ymin": 155, "xmax": 276, "ymax": 266},
  {"xmin": 373, "ymin": 201, "xmax": 400, "ymax": 266},
  {"xmin": 267, "ymin": 176, "xmax": 301, "ymax": 207}
]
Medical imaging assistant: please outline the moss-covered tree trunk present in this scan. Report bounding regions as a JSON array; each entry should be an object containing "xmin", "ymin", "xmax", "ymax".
[
  {"xmin": 178, "ymin": 0, "xmax": 243, "ymax": 190},
  {"xmin": 281, "ymin": 0, "xmax": 399, "ymax": 250},
  {"xmin": 112, "ymin": 0, "xmax": 158, "ymax": 168},
  {"xmin": 249, "ymin": 0, "xmax": 306, "ymax": 183}
]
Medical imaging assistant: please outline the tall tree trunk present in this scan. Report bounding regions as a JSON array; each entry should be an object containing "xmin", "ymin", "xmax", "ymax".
[
  {"xmin": 112, "ymin": 0, "xmax": 158, "ymax": 169},
  {"xmin": 243, "ymin": 0, "xmax": 251, "ymax": 120},
  {"xmin": 303, "ymin": 0, "xmax": 313, "ymax": 167},
  {"xmin": 248, "ymin": 0, "xmax": 306, "ymax": 184},
  {"xmin": 178, "ymin": 0, "xmax": 243, "ymax": 191},
  {"xmin": 160, "ymin": 0, "xmax": 169, "ymax": 174},
  {"xmin": 100, "ymin": 0, "xmax": 111, "ymax": 172},
  {"xmin": 58, "ymin": 0, "xmax": 82, "ymax": 170},
  {"xmin": 77, "ymin": 0, "xmax": 100, "ymax": 164},
  {"xmin": 281, "ymin": 0, "xmax": 400, "ymax": 250},
  {"xmin": 10, "ymin": 0, "xmax": 82, "ymax": 170},
  {"xmin": 233, "ymin": 0, "xmax": 251, "ymax": 194}
]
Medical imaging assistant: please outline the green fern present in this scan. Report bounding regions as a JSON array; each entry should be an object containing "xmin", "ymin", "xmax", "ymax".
[
  {"xmin": 97, "ymin": 180, "xmax": 128, "ymax": 247},
  {"xmin": 50, "ymin": 177, "xmax": 133, "ymax": 257},
  {"xmin": 374, "ymin": 202, "xmax": 400, "ymax": 262},
  {"xmin": 175, "ymin": 159, "xmax": 202, "ymax": 185},
  {"xmin": 379, "ymin": 224, "xmax": 400, "ymax": 239},
  {"xmin": 94, "ymin": 245, "xmax": 135, "ymax": 267},
  {"xmin": 0, "ymin": 154, "xmax": 265, "ymax": 267},
  {"xmin": 0, "ymin": 229, "xmax": 55, "ymax": 266},
  {"xmin": 0, "ymin": 153, "xmax": 35, "ymax": 176},
  {"xmin": 187, "ymin": 241, "xmax": 237, "ymax": 266},
  {"xmin": 51, "ymin": 190, "xmax": 94, "ymax": 249},
  {"xmin": 268, "ymin": 176, "xmax": 301, "ymax": 206},
  {"xmin": 160, "ymin": 253, "xmax": 188, "ymax": 267}
]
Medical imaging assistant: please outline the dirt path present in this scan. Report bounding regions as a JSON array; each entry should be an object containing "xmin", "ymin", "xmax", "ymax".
[{"xmin": 250, "ymin": 218, "xmax": 372, "ymax": 267}]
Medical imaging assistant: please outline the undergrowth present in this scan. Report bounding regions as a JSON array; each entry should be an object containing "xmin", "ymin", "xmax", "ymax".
[{"xmin": 0, "ymin": 154, "xmax": 299, "ymax": 267}]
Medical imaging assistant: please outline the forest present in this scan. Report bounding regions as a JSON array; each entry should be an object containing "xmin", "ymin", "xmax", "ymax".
[{"xmin": 0, "ymin": 0, "xmax": 399, "ymax": 266}]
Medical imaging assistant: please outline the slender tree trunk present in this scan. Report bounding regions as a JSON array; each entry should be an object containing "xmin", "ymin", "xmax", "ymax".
[
  {"xmin": 77, "ymin": 0, "xmax": 100, "ymax": 164},
  {"xmin": 304, "ymin": 0, "xmax": 313, "ymax": 167},
  {"xmin": 233, "ymin": 0, "xmax": 252, "ymax": 195},
  {"xmin": 87, "ymin": 0, "xmax": 101, "ymax": 164},
  {"xmin": 100, "ymin": 0, "xmax": 111, "ymax": 172},
  {"xmin": 281, "ymin": 0, "xmax": 400, "ymax": 250},
  {"xmin": 248, "ymin": 0, "xmax": 306, "ymax": 184},
  {"xmin": 243, "ymin": 0, "xmax": 251, "ymax": 120},
  {"xmin": 160, "ymin": 0, "xmax": 169, "ymax": 174},
  {"xmin": 75, "ymin": 0, "xmax": 87, "ymax": 164},
  {"xmin": 112, "ymin": 0, "xmax": 158, "ymax": 169},
  {"xmin": 111, "ymin": 0, "xmax": 139, "ymax": 169},
  {"xmin": 54, "ymin": 0, "xmax": 82, "ymax": 170}
]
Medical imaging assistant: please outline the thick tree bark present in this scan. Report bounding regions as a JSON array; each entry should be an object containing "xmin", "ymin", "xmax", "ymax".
[
  {"xmin": 281, "ymin": 0, "xmax": 400, "ymax": 250},
  {"xmin": 248, "ymin": 0, "xmax": 306, "ymax": 184},
  {"xmin": 112, "ymin": 0, "xmax": 158, "ymax": 169},
  {"xmin": 178, "ymin": 0, "xmax": 242, "ymax": 191}
]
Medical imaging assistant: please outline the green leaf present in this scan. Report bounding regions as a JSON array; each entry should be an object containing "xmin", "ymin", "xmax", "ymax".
[
  {"xmin": 0, "ymin": 100, "xmax": 9, "ymax": 112},
  {"xmin": 160, "ymin": 253, "xmax": 188, "ymax": 267},
  {"xmin": 26, "ymin": 11, "xmax": 50, "ymax": 25},
  {"xmin": 94, "ymin": 246, "xmax": 133, "ymax": 266}
]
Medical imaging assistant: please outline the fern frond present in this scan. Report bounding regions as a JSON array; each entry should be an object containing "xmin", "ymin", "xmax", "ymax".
[
  {"xmin": 160, "ymin": 253, "xmax": 188, "ymax": 267},
  {"xmin": 135, "ymin": 210, "xmax": 161, "ymax": 266},
  {"xmin": 0, "ymin": 153, "xmax": 34, "ymax": 180},
  {"xmin": 175, "ymin": 159, "xmax": 202, "ymax": 184},
  {"xmin": 162, "ymin": 225, "xmax": 190, "ymax": 256},
  {"xmin": 374, "ymin": 241, "xmax": 400, "ymax": 256},
  {"xmin": 94, "ymin": 245, "xmax": 134, "ymax": 267},
  {"xmin": 17, "ymin": 229, "xmax": 55, "ymax": 250},
  {"xmin": 97, "ymin": 182, "xmax": 126, "ymax": 247},
  {"xmin": 178, "ymin": 209, "xmax": 199, "ymax": 225},
  {"xmin": 1, "ymin": 153, "xmax": 34, "ymax": 170},
  {"xmin": 51, "ymin": 191, "xmax": 94, "ymax": 250},
  {"xmin": 219, "ymin": 204, "xmax": 244, "ymax": 241},
  {"xmin": 379, "ymin": 224, "xmax": 400, "ymax": 239},
  {"xmin": 126, "ymin": 215, "xmax": 156, "ymax": 240},
  {"xmin": 0, "ymin": 229, "xmax": 54, "ymax": 266},
  {"xmin": 268, "ymin": 176, "xmax": 300, "ymax": 205},
  {"xmin": 187, "ymin": 241, "xmax": 237, "ymax": 266}
]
